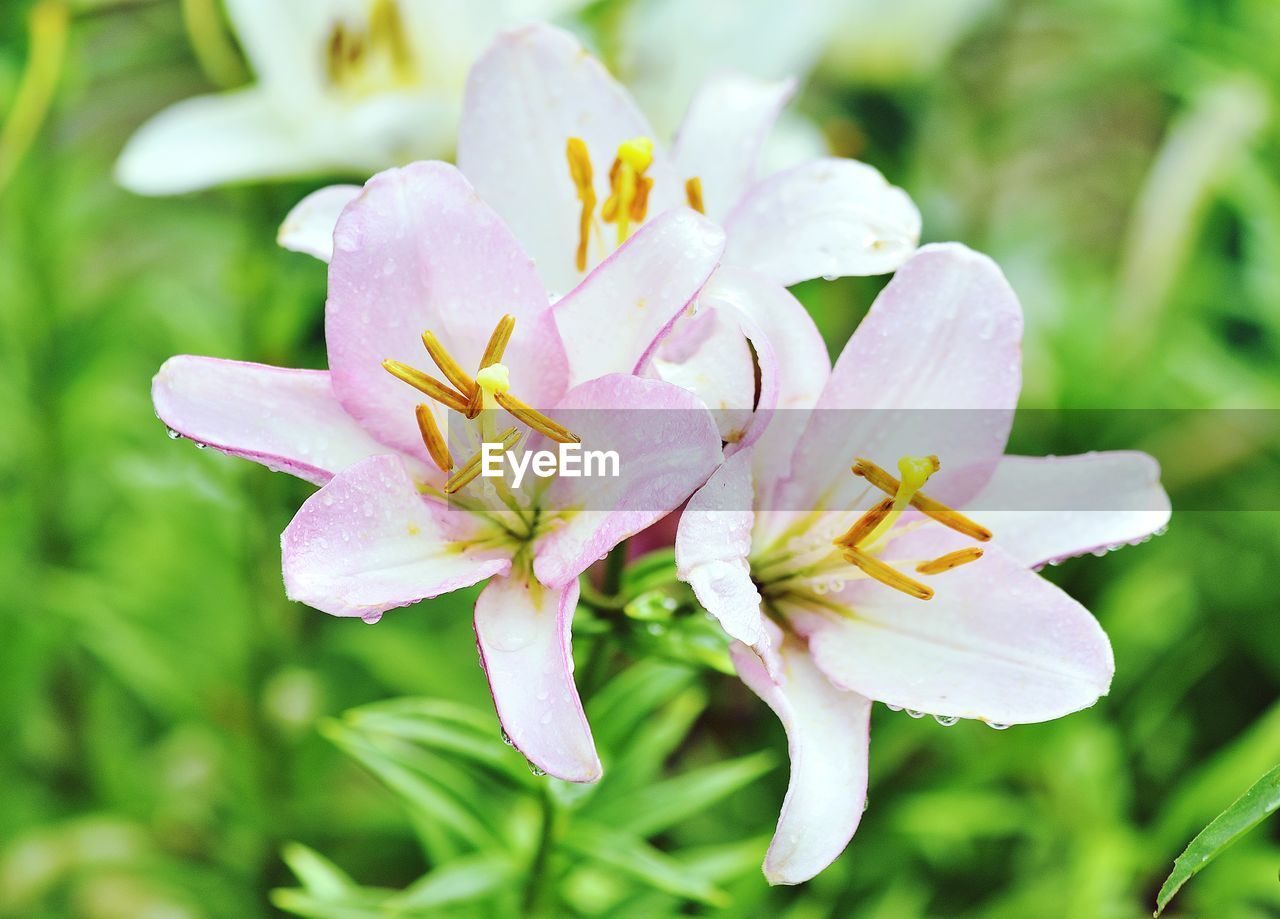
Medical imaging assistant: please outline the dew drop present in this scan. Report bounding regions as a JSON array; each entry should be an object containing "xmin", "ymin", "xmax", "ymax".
[
  {"xmin": 194, "ymin": 441, "xmax": 207, "ymax": 449},
  {"xmin": 886, "ymin": 703, "xmax": 903, "ymax": 712},
  {"xmin": 501, "ymin": 729, "xmax": 514, "ymax": 746},
  {"xmin": 906, "ymin": 709, "xmax": 925, "ymax": 719},
  {"xmin": 987, "ymin": 721, "xmax": 1011, "ymax": 731},
  {"xmin": 528, "ymin": 761, "xmax": 546, "ymax": 777},
  {"xmin": 166, "ymin": 428, "xmax": 182, "ymax": 440},
  {"xmin": 933, "ymin": 714, "xmax": 959, "ymax": 727}
]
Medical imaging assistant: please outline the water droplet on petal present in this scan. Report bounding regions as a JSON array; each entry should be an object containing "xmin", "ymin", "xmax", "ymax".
[
  {"xmin": 933, "ymin": 714, "xmax": 959, "ymax": 727},
  {"xmin": 166, "ymin": 428, "xmax": 182, "ymax": 440},
  {"xmin": 528, "ymin": 761, "xmax": 546, "ymax": 777},
  {"xmin": 501, "ymin": 729, "xmax": 514, "ymax": 746},
  {"xmin": 906, "ymin": 709, "xmax": 925, "ymax": 719},
  {"xmin": 987, "ymin": 721, "xmax": 1011, "ymax": 731}
]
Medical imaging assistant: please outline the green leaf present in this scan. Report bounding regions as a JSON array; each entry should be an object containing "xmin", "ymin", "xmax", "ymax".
[
  {"xmin": 320, "ymin": 719, "xmax": 500, "ymax": 851},
  {"xmin": 386, "ymin": 854, "xmax": 516, "ymax": 911},
  {"xmin": 1155, "ymin": 763, "xmax": 1280, "ymax": 915},
  {"xmin": 281, "ymin": 843, "xmax": 357, "ymax": 898},
  {"xmin": 564, "ymin": 823, "xmax": 730, "ymax": 907},
  {"xmin": 588, "ymin": 751, "xmax": 777, "ymax": 837}
]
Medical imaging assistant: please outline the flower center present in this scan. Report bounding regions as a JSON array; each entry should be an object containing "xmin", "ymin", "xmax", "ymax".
[
  {"xmin": 324, "ymin": 0, "xmax": 416, "ymax": 98},
  {"xmin": 382, "ymin": 315, "xmax": 580, "ymax": 493},
  {"xmin": 757, "ymin": 455, "xmax": 993, "ymax": 603}
]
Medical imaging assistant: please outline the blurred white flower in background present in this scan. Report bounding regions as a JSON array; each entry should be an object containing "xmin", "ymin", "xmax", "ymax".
[
  {"xmin": 613, "ymin": 0, "xmax": 998, "ymax": 171},
  {"xmin": 115, "ymin": 0, "xmax": 583, "ymax": 195},
  {"xmin": 819, "ymin": 0, "xmax": 998, "ymax": 85}
]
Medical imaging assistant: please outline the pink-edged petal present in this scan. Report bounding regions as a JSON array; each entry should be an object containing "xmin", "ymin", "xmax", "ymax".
[
  {"xmin": 732, "ymin": 636, "xmax": 871, "ymax": 886},
  {"xmin": 278, "ymin": 184, "xmax": 362, "ymax": 262},
  {"xmin": 531, "ymin": 375, "xmax": 723, "ymax": 588},
  {"xmin": 697, "ymin": 267, "xmax": 829, "ymax": 481},
  {"xmin": 723, "ymin": 157, "xmax": 921, "ymax": 286},
  {"xmin": 676, "ymin": 450, "xmax": 770, "ymax": 653},
  {"xmin": 458, "ymin": 23, "xmax": 682, "ymax": 294},
  {"xmin": 326, "ymin": 161, "xmax": 567, "ymax": 460},
  {"xmin": 282, "ymin": 455, "xmax": 511, "ymax": 620},
  {"xmin": 794, "ymin": 529, "xmax": 1114, "ymax": 725},
  {"xmin": 781, "ymin": 243, "xmax": 1023, "ymax": 512},
  {"xmin": 474, "ymin": 573, "xmax": 601, "ymax": 782},
  {"xmin": 153, "ymin": 356, "xmax": 405, "ymax": 486},
  {"xmin": 968, "ymin": 452, "xmax": 1171, "ymax": 568},
  {"xmin": 552, "ymin": 208, "xmax": 725, "ymax": 389},
  {"xmin": 650, "ymin": 305, "xmax": 758, "ymax": 447},
  {"xmin": 671, "ymin": 74, "xmax": 797, "ymax": 220}
]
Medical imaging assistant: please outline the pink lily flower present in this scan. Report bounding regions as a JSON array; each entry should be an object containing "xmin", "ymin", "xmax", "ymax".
[
  {"xmin": 153, "ymin": 161, "xmax": 726, "ymax": 783},
  {"xmin": 276, "ymin": 23, "xmax": 916, "ymax": 449},
  {"xmin": 675, "ymin": 243, "xmax": 1171, "ymax": 884},
  {"xmin": 277, "ymin": 23, "xmax": 921, "ymax": 295}
]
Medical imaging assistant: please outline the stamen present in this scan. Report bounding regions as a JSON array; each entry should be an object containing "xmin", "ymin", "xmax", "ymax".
[
  {"xmin": 382, "ymin": 359, "xmax": 471, "ymax": 414},
  {"xmin": 367, "ymin": 0, "xmax": 414, "ymax": 82},
  {"xmin": 445, "ymin": 427, "xmax": 520, "ymax": 494},
  {"xmin": 421, "ymin": 330, "xmax": 477, "ymax": 401},
  {"xmin": 630, "ymin": 175, "xmax": 653, "ymax": 221},
  {"xmin": 834, "ymin": 497, "xmax": 893, "ymax": 548},
  {"xmin": 566, "ymin": 137, "xmax": 596, "ymax": 272},
  {"xmin": 858, "ymin": 455, "xmax": 939, "ymax": 548},
  {"xmin": 479, "ymin": 315, "xmax": 515, "ymax": 369},
  {"xmin": 842, "ymin": 547, "xmax": 934, "ymax": 601},
  {"xmin": 916, "ymin": 547, "xmax": 984, "ymax": 575},
  {"xmin": 414, "ymin": 403, "xmax": 453, "ymax": 473},
  {"xmin": 684, "ymin": 176, "xmax": 705, "ymax": 214},
  {"xmin": 492, "ymin": 391, "xmax": 581, "ymax": 444},
  {"xmin": 853, "ymin": 458, "xmax": 993, "ymax": 542},
  {"xmin": 468, "ymin": 315, "xmax": 516, "ymax": 417},
  {"xmin": 602, "ymin": 136, "xmax": 655, "ymax": 245}
]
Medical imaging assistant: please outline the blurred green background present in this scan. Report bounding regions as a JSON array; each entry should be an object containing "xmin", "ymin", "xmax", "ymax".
[{"xmin": 3, "ymin": 0, "xmax": 1280, "ymax": 916}]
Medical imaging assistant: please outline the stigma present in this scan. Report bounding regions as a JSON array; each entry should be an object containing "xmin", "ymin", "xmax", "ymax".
[
  {"xmin": 831, "ymin": 455, "xmax": 991, "ymax": 600},
  {"xmin": 381, "ymin": 315, "xmax": 580, "ymax": 486}
]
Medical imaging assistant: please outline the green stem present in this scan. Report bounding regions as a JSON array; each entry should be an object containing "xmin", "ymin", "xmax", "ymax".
[
  {"xmin": 602, "ymin": 539, "xmax": 628, "ymax": 595},
  {"xmin": 523, "ymin": 785, "xmax": 556, "ymax": 916}
]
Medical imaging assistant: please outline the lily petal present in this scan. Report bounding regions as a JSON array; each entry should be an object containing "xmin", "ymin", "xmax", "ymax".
[
  {"xmin": 532, "ymin": 375, "xmax": 723, "ymax": 588},
  {"xmin": 326, "ymin": 161, "xmax": 567, "ymax": 460},
  {"xmin": 671, "ymin": 74, "xmax": 796, "ymax": 220},
  {"xmin": 152, "ymin": 356, "xmax": 402, "ymax": 486},
  {"xmin": 732, "ymin": 637, "xmax": 871, "ymax": 886},
  {"xmin": 115, "ymin": 89, "xmax": 319, "ymax": 196},
  {"xmin": 782, "ymin": 243, "xmax": 1023, "ymax": 512},
  {"xmin": 676, "ymin": 449, "xmax": 770, "ymax": 653},
  {"xmin": 698, "ymin": 267, "xmax": 829, "ymax": 484},
  {"xmin": 474, "ymin": 573, "xmax": 601, "ymax": 782},
  {"xmin": 278, "ymin": 184, "xmax": 363, "ymax": 262},
  {"xmin": 552, "ymin": 209, "xmax": 725, "ymax": 389},
  {"xmin": 969, "ymin": 452, "xmax": 1171, "ymax": 567},
  {"xmin": 458, "ymin": 23, "xmax": 681, "ymax": 293},
  {"xmin": 223, "ymin": 0, "xmax": 332, "ymax": 103},
  {"xmin": 282, "ymin": 455, "xmax": 510, "ymax": 619},
  {"xmin": 723, "ymin": 157, "xmax": 921, "ymax": 286},
  {"xmin": 796, "ymin": 531, "xmax": 1114, "ymax": 725},
  {"xmin": 650, "ymin": 306, "xmax": 758, "ymax": 447}
]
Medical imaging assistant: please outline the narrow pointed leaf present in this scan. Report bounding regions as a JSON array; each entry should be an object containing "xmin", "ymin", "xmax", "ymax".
[{"xmin": 1156, "ymin": 763, "xmax": 1280, "ymax": 915}]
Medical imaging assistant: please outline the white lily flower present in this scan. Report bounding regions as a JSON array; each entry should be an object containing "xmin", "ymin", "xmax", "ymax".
[{"xmin": 115, "ymin": 0, "xmax": 584, "ymax": 195}]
